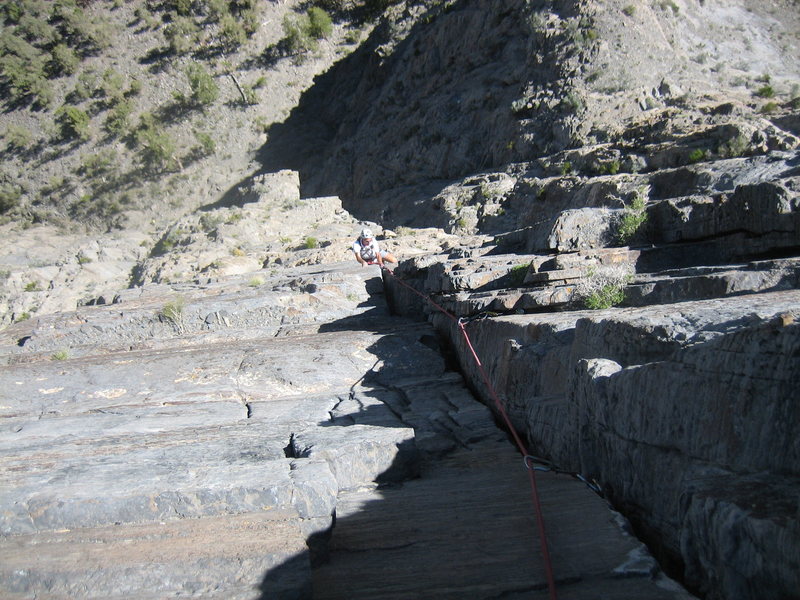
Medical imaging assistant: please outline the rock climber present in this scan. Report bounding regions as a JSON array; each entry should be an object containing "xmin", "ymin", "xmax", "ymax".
[{"xmin": 351, "ymin": 228, "xmax": 397, "ymax": 268}]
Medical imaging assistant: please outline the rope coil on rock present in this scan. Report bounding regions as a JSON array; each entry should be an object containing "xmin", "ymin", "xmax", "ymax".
[{"xmin": 381, "ymin": 266, "xmax": 558, "ymax": 600}]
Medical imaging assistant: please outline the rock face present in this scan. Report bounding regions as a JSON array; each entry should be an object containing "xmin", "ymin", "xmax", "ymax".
[
  {"xmin": 0, "ymin": 258, "xmax": 694, "ymax": 598},
  {"xmin": 383, "ymin": 151, "xmax": 800, "ymax": 599},
  {"xmin": 432, "ymin": 293, "xmax": 800, "ymax": 600},
  {"xmin": 260, "ymin": 0, "xmax": 800, "ymax": 229},
  {"xmin": 1, "ymin": 1, "xmax": 799, "ymax": 598}
]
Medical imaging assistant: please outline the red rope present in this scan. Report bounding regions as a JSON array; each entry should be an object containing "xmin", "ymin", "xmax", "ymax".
[{"xmin": 381, "ymin": 266, "xmax": 558, "ymax": 600}]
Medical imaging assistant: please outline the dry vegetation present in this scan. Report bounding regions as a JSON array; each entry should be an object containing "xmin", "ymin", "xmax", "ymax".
[{"xmin": 0, "ymin": 0, "xmax": 389, "ymax": 232}]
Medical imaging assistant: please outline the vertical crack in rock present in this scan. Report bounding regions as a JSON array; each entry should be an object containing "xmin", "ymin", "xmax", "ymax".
[{"xmin": 284, "ymin": 433, "xmax": 311, "ymax": 459}]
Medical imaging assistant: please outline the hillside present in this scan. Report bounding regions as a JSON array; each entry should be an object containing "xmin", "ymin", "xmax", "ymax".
[{"xmin": 0, "ymin": 0, "xmax": 389, "ymax": 326}]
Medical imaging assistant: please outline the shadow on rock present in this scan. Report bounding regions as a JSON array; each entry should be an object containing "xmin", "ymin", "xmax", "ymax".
[{"xmin": 256, "ymin": 299, "xmax": 464, "ymax": 598}]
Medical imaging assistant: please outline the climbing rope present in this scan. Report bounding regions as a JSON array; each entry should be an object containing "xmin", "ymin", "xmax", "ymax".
[{"xmin": 381, "ymin": 265, "xmax": 559, "ymax": 600}]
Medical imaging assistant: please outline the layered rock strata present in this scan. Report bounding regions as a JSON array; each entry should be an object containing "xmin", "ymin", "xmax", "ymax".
[
  {"xmin": 0, "ymin": 261, "xmax": 692, "ymax": 598},
  {"xmin": 383, "ymin": 155, "xmax": 800, "ymax": 599}
]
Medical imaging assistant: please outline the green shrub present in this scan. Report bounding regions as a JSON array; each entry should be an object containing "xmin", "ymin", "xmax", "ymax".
[
  {"xmin": 165, "ymin": 15, "xmax": 199, "ymax": 55},
  {"xmin": 135, "ymin": 116, "xmax": 178, "ymax": 171},
  {"xmin": 49, "ymin": 43, "xmax": 79, "ymax": 76},
  {"xmin": 104, "ymin": 99, "xmax": 133, "ymax": 137},
  {"xmin": 199, "ymin": 212, "xmax": 224, "ymax": 232},
  {"xmin": 755, "ymin": 84, "xmax": 775, "ymax": 98},
  {"xmin": 584, "ymin": 283, "xmax": 626, "ymax": 309},
  {"xmin": 509, "ymin": 263, "xmax": 529, "ymax": 286},
  {"xmin": 159, "ymin": 297, "xmax": 187, "ymax": 333},
  {"xmin": 100, "ymin": 68, "xmax": 125, "ymax": 103},
  {"xmin": 307, "ymin": 7, "xmax": 333, "ymax": 39},
  {"xmin": 27, "ymin": 74, "xmax": 53, "ymax": 108},
  {"xmin": 138, "ymin": 127, "xmax": 178, "ymax": 171},
  {"xmin": 126, "ymin": 78, "xmax": 142, "ymax": 97},
  {"xmin": 718, "ymin": 133, "xmax": 750, "ymax": 158},
  {"xmin": 51, "ymin": 349, "xmax": 69, "ymax": 361},
  {"xmin": 562, "ymin": 91, "xmax": 584, "ymax": 113},
  {"xmin": 577, "ymin": 265, "xmax": 633, "ymax": 309},
  {"xmin": 622, "ymin": 5, "xmax": 636, "ymax": 16},
  {"xmin": 617, "ymin": 187, "xmax": 648, "ymax": 244},
  {"xmin": 4, "ymin": 124, "xmax": 34, "ymax": 152},
  {"xmin": 219, "ymin": 14, "xmax": 246, "ymax": 51},
  {"xmin": 185, "ymin": 62, "xmax": 219, "ymax": 106},
  {"xmin": 134, "ymin": 5, "xmax": 158, "ymax": 28},
  {"xmin": 0, "ymin": 34, "xmax": 52, "ymax": 107},
  {"xmin": 687, "ymin": 148, "xmax": 707, "ymax": 164},
  {"xmin": 206, "ymin": 0, "xmax": 229, "ymax": 21},
  {"xmin": 230, "ymin": 0, "xmax": 258, "ymax": 11},
  {"xmin": 173, "ymin": 0, "xmax": 195, "ymax": 16},
  {"xmin": 760, "ymin": 101, "xmax": 779, "ymax": 114},
  {"xmin": 1, "ymin": 29, "xmax": 43, "ymax": 64},
  {"xmin": 55, "ymin": 104, "xmax": 91, "ymax": 140},
  {"xmin": 658, "ymin": 0, "xmax": 679, "ymax": 14},
  {"xmin": 53, "ymin": 3, "xmax": 111, "ymax": 54},
  {"xmin": 595, "ymin": 160, "xmax": 620, "ymax": 175},
  {"xmin": 304, "ymin": 236, "xmax": 319, "ymax": 249},
  {"xmin": 240, "ymin": 8, "xmax": 260, "ymax": 35},
  {"xmin": 2, "ymin": 2, "xmax": 24, "ymax": 24},
  {"xmin": 24, "ymin": 281, "xmax": 40, "ymax": 292},
  {"xmin": 18, "ymin": 14, "xmax": 59, "ymax": 47},
  {"xmin": 0, "ymin": 181, "xmax": 23, "ymax": 213},
  {"xmin": 282, "ymin": 13, "xmax": 316, "ymax": 55},
  {"xmin": 79, "ymin": 151, "xmax": 116, "ymax": 177},
  {"xmin": 281, "ymin": 7, "xmax": 333, "ymax": 57},
  {"xmin": 194, "ymin": 130, "xmax": 215, "ymax": 156},
  {"xmin": 152, "ymin": 226, "xmax": 185, "ymax": 255},
  {"xmin": 69, "ymin": 69, "xmax": 98, "ymax": 101},
  {"xmin": 241, "ymin": 84, "xmax": 258, "ymax": 104}
]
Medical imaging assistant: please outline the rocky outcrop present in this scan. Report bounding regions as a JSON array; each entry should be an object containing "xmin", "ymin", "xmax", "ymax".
[
  {"xmin": 258, "ymin": 0, "xmax": 800, "ymax": 230},
  {"xmin": 435, "ymin": 293, "xmax": 799, "ymax": 600},
  {"xmin": 0, "ymin": 255, "xmax": 696, "ymax": 598},
  {"xmin": 383, "ymin": 149, "xmax": 800, "ymax": 599}
]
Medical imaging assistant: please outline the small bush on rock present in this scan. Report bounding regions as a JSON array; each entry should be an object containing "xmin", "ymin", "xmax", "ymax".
[
  {"xmin": 194, "ymin": 130, "xmax": 216, "ymax": 156},
  {"xmin": 616, "ymin": 186, "xmax": 649, "ymax": 245},
  {"xmin": 754, "ymin": 84, "xmax": 775, "ymax": 98},
  {"xmin": 509, "ymin": 264, "xmax": 529, "ymax": 286},
  {"xmin": 718, "ymin": 133, "xmax": 750, "ymax": 158},
  {"xmin": 760, "ymin": 102, "xmax": 779, "ymax": 114},
  {"xmin": 159, "ymin": 297, "xmax": 187, "ymax": 334},
  {"xmin": 687, "ymin": 148, "xmax": 707, "ymax": 164},
  {"xmin": 577, "ymin": 264, "xmax": 633, "ymax": 309},
  {"xmin": 51, "ymin": 349, "xmax": 69, "ymax": 361}
]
